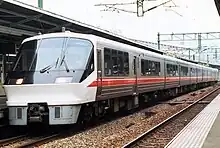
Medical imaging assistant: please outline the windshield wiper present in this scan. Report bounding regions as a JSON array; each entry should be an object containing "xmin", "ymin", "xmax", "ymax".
[
  {"xmin": 40, "ymin": 58, "xmax": 59, "ymax": 73},
  {"xmin": 59, "ymin": 55, "xmax": 70, "ymax": 72},
  {"xmin": 39, "ymin": 65, "xmax": 53, "ymax": 73}
]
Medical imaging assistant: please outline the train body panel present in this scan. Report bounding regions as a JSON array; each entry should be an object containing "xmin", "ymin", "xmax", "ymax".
[
  {"xmin": 5, "ymin": 71, "xmax": 97, "ymax": 125},
  {"xmin": 5, "ymin": 83, "xmax": 96, "ymax": 106},
  {"xmin": 3, "ymin": 31, "xmax": 219, "ymax": 125}
]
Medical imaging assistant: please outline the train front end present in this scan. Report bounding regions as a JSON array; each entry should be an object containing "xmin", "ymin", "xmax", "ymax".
[{"xmin": 3, "ymin": 32, "xmax": 97, "ymax": 125}]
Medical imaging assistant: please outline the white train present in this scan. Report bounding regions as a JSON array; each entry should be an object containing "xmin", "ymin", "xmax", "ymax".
[{"xmin": 3, "ymin": 31, "xmax": 218, "ymax": 125}]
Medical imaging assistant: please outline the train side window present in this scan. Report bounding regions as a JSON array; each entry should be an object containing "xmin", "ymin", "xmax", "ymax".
[
  {"xmin": 141, "ymin": 59, "xmax": 160, "ymax": 76},
  {"xmin": 190, "ymin": 68, "xmax": 195, "ymax": 76},
  {"xmin": 167, "ymin": 64, "xmax": 172, "ymax": 76},
  {"xmin": 167, "ymin": 64, "xmax": 178, "ymax": 76},
  {"xmin": 146, "ymin": 60, "xmax": 151, "ymax": 75},
  {"xmin": 118, "ymin": 51, "xmax": 124, "ymax": 76},
  {"xmin": 174, "ymin": 65, "xmax": 179, "ymax": 76},
  {"xmin": 133, "ymin": 58, "xmax": 136, "ymax": 75},
  {"xmin": 124, "ymin": 52, "xmax": 129, "ymax": 75},
  {"xmin": 155, "ymin": 62, "xmax": 160, "ymax": 76},
  {"xmin": 104, "ymin": 48, "xmax": 129, "ymax": 76},
  {"xmin": 145, "ymin": 60, "xmax": 149, "ymax": 75},
  {"xmin": 141, "ymin": 59, "xmax": 145, "ymax": 75},
  {"xmin": 181, "ymin": 66, "xmax": 188, "ymax": 76},
  {"xmin": 104, "ymin": 49, "xmax": 112, "ymax": 76},
  {"xmin": 112, "ymin": 49, "xmax": 118, "ymax": 76}
]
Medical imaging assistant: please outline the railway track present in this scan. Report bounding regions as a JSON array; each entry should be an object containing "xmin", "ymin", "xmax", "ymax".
[
  {"xmin": 0, "ymin": 133, "xmax": 60, "ymax": 148},
  {"xmin": 0, "ymin": 135, "xmax": 26, "ymax": 147},
  {"xmin": 122, "ymin": 86, "xmax": 220, "ymax": 148},
  {"xmin": 0, "ymin": 86, "xmax": 218, "ymax": 148},
  {"xmin": 0, "ymin": 124, "xmax": 95, "ymax": 148}
]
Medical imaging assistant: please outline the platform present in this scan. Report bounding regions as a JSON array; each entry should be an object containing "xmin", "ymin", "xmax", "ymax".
[{"xmin": 165, "ymin": 94, "xmax": 220, "ymax": 148}]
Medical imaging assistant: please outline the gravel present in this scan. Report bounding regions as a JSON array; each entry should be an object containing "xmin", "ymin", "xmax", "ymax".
[{"xmin": 39, "ymin": 85, "xmax": 217, "ymax": 148}]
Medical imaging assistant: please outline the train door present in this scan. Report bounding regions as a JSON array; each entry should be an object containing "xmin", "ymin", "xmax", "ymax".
[
  {"xmin": 164, "ymin": 59, "xmax": 166, "ymax": 89},
  {"xmin": 133, "ymin": 56, "xmax": 138, "ymax": 95},
  {"xmin": 97, "ymin": 49, "xmax": 102, "ymax": 96},
  {"xmin": 196, "ymin": 68, "xmax": 198, "ymax": 83},
  {"xmin": 190, "ymin": 67, "xmax": 192, "ymax": 84},
  {"xmin": 178, "ymin": 64, "xmax": 181, "ymax": 86}
]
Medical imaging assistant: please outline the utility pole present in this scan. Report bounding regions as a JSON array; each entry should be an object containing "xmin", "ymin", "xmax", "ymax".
[
  {"xmin": 94, "ymin": 0, "xmax": 174, "ymax": 17},
  {"xmin": 188, "ymin": 48, "xmax": 191, "ymax": 60},
  {"xmin": 157, "ymin": 32, "xmax": 220, "ymax": 64},
  {"xmin": 157, "ymin": 33, "xmax": 160, "ymax": 50},
  {"xmin": 137, "ymin": 0, "xmax": 144, "ymax": 17},
  {"xmin": 207, "ymin": 55, "xmax": 209, "ymax": 65},
  {"xmin": 38, "ymin": 0, "xmax": 43, "ymax": 9}
]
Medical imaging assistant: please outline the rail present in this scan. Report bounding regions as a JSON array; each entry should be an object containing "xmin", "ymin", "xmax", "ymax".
[
  {"xmin": 0, "ymin": 135, "xmax": 27, "ymax": 147},
  {"xmin": 122, "ymin": 86, "xmax": 220, "ymax": 148}
]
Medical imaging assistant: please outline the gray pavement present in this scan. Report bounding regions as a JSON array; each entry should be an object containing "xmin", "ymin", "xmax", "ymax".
[{"xmin": 202, "ymin": 112, "xmax": 220, "ymax": 148}]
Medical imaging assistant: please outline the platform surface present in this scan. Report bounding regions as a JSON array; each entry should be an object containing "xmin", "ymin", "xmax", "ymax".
[
  {"xmin": 165, "ymin": 94, "xmax": 220, "ymax": 148},
  {"xmin": 202, "ymin": 112, "xmax": 220, "ymax": 148}
]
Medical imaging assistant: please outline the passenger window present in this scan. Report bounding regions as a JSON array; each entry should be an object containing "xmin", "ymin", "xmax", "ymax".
[
  {"xmin": 104, "ymin": 48, "xmax": 129, "ymax": 76},
  {"xmin": 141, "ymin": 59, "xmax": 145, "ymax": 75},
  {"xmin": 112, "ymin": 52, "xmax": 118, "ymax": 76},
  {"xmin": 104, "ymin": 49, "xmax": 112, "ymax": 76},
  {"xmin": 118, "ymin": 51, "xmax": 124, "ymax": 75},
  {"xmin": 141, "ymin": 59, "xmax": 160, "ymax": 76},
  {"xmin": 124, "ymin": 52, "xmax": 129, "ymax": 75},
  {"xmin": 133, "ymin": 58, "xmax": 136, "ymax": 75},
  {"xmin": 166, "ymin": 64, "xmax": 178, "ymax": 76},
  {"xmin": 180, "ymin": 66, "xmax": 188, "ymax": 76}
]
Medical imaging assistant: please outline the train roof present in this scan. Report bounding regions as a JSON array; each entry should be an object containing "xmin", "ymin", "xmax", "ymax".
[{"xmin": 22, "ymin": 32, "xmax": 218, "ymax": 71}]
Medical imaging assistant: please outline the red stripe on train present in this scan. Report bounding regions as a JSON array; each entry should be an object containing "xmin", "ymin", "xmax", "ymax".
[{"xmin": 87, "ymin": 77, "xmax": 214, "ymax": 87}]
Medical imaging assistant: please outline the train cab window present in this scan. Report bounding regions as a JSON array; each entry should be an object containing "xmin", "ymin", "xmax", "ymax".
[
  {"xmin": 13, "ymin": 40, "xmax": 38, "ymax": 71},
  {"xmin": 61, "ymin": 38, "xmax": 93, "ymax": 71},
  {"xmin": 104, "ymin": 48, "xmax": 129, "ymax": 76},
  {"xmin": 141, "ymin": 59, "xmax": 160, "ymax": 76}
]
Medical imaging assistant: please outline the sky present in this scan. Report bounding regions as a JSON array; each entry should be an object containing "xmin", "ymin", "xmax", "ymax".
[{"xmin": 17, "ymin": 0, "xmax": 220, "ymax": 63}]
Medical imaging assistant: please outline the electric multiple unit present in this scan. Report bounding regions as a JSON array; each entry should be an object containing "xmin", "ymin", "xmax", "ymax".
[{"xmin": 3, "ymin": 31, "xmax": 218, "ymax": 125}]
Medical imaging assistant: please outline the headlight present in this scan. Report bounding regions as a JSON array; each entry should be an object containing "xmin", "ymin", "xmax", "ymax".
[
  {"xmin": 55, "ymin": 77, "xmax": 72, "ymax": 84},
  {"xmin": 16, "ymin": 78, "xmax": 23, "ymax": 85}
]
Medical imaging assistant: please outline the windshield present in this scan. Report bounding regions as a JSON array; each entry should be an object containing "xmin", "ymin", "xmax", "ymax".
[{"xmin": 13, "ymin": 37, "xmax": 93, "ymax": 72}]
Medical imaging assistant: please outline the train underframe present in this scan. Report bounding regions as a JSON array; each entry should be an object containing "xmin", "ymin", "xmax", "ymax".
[
  {"xmin": 0, "ymin": 108, "xmax": 8, "ymax": 125},
  {"xmin": 77, "ymin": 81, "xmax": 217, "ymax": 124}
]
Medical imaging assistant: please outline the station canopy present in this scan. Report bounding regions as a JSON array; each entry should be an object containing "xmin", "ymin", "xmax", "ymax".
[{"xmin": 0, "ymin": 0, "xmax": 163, "ymax": 54}]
